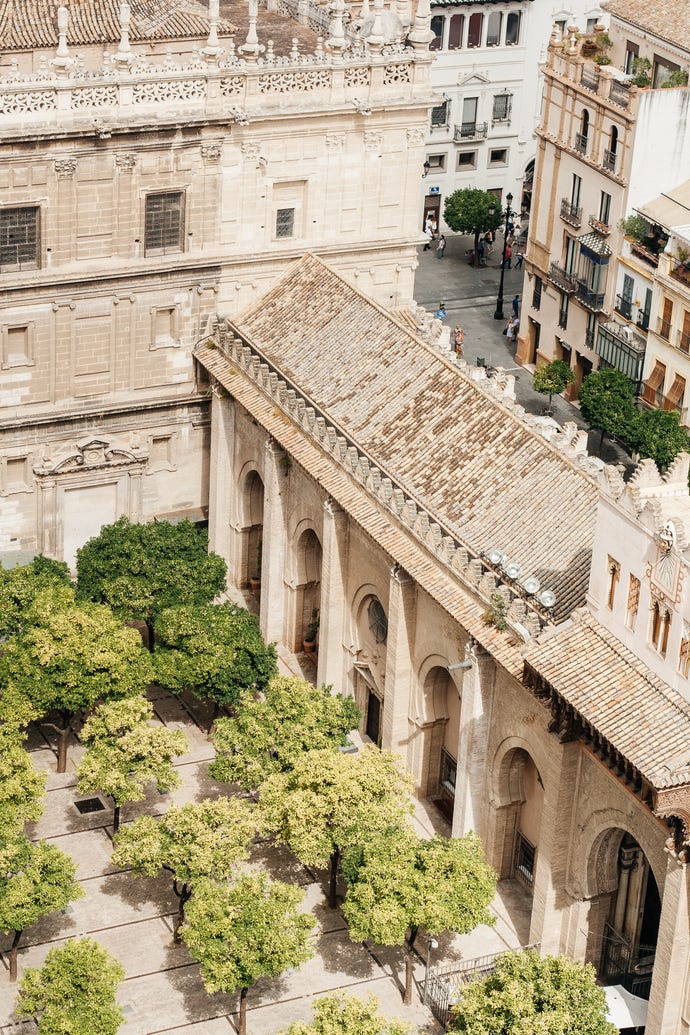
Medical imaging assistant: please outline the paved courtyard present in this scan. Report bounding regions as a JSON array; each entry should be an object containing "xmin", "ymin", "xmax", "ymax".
[{"xmin": 0, "ymin": 681, "xmax": 531, "ymax": 1035}]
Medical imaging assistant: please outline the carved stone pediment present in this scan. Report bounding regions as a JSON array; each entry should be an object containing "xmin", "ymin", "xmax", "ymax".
[
  {"xmin": 34, "ymin": 437, "xmax": 148, "ymax": 477},
  {"xmin": 654, "ymin": 785, "xmax": 690, "ymax": 858}
]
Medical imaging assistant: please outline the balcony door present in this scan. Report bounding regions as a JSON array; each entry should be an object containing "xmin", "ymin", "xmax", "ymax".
[{"xmin": 462, "ymin": 97, "xmax": 478, "ymax": 134}]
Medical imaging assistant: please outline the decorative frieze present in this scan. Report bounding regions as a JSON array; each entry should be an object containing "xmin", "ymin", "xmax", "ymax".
[
  {"xmin": 54, "ymin": 157, "xmax": 77, "ymax": 178},
  {"xmin": 201, "ymin": 143, "xmax": 222, "ymax": 163},
  {"xmin": 114, "ymin": 152, "xmax": 137, "ymax": 172}
]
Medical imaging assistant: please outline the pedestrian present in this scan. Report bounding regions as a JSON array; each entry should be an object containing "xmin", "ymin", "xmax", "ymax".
[
  {"xmin": 477, "ymin": 237, "xmax": 485, "ymax": 266},
  {"xmin": 435, "ymin": 301, "xmax": 447, "ymax": 319},
  {"xmin": 453, "ymin": 325, "xmax": 464, "ymax": 356},
  {"xmin": 512, "ymin": 295, "xmax": 519, "ymax": 318},
  {"xmin": 506, "ymin": 316, "xmax": 519, "ymax": 347},
  {"xmin": 515, "ymin": 248, "xmax": 524, "ymax": 270},
  {"xmin": 436, "ymin": 234, "xmax": 446, "ymax": 260},
  {"xmin": 483, "ymin": 231, "xmax": 493, "ymax": 255},
  {"xmin": 423, "ymin": 215, "xmax": 433, "ymax": 251},
  {"xmin": 503, "ymin": 242, "xmax": 512, "ymax": 269}
]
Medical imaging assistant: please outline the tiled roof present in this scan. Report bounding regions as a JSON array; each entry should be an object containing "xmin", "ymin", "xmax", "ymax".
[
  {"xmin": 231, "ymin": 254, "xmax": 599, "ymax": 621},
  {"xmin": 0, "ymin": 0, "xmax": 235, "ymax": 49},
  {"xmin": 525, "ymin": 609, "xmax": 690, "ymax": 789},
  {"xmin": 602, "ymin": 0, "xmax": 690, "ymax": 53}
]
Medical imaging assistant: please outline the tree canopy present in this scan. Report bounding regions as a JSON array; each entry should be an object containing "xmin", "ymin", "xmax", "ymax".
[
  {"xmin": 0, "ymin": 835, "xmax": 84, "ymax": 980},
  {"xmin": 578, "ymin": 369, "xmax": 636, "ymax": 450},
  {"xmin": 14, "ymin": 937, "xmax": 125, "ymax": 1035},
  {"xmin": 443, "ymin": 189, "xmax": 504, "ymax": 253},
  {"xmin": 181, "ymin": 874, "xmax": 314, "ymax": 1035},
  {"xmin": 0, "ymin": 727, "xmax": 46, "ymax": 843},
  {"xmin": 448, "ymin": 950, "xmax": 617, "ymax": 1035},
  {"xmin": 0, "ymin": 556, "xmax": 71, "ymax": 638},
  {"xmin": 625, "ymin": 409, "xmax": 690, "ymax": 470},
  {"xmin": 153, "ymin": 603, "xmax": 277, "ymax": 714},
  {"xmin": 259, "ymin": 746, "xmax": 414, "ymax": 907},
  {"xmin": 0, "ymin": 587, "xmax": 154, "ymax": 771},
  {"xmin": 281, "ymin": 993, "xmax": 412, "ymax": 1035},
  {"xmin": 77, "ymin": 697, "xmax": 189, "ymax": 831},
  {"xmin": 75, "ymin": 517, "xmax": 227, "ymax": 633},
  {"xmin": 532, "ymin": 360, "xmax": 574, "ymax": 409},
  {"xmin": 111, "ymin": 797, "xmax": 256, "ymax": 937},
  {"xmin": 210, "ymin": 676, "xmax": 360, "ymax": 790},
  {"xmin": 342, "ymin": 827, "xmax": 496, "ymax": 1002}
]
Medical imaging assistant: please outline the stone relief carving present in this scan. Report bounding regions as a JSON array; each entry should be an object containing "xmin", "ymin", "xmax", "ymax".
[
  {"xmin": 325, "ymin": 132, "xmax": 345, "ymax": 151},
  {"xmin": 54, "ymin": 158, "xmax": 77, "ymax": 178},
  {"xmin": 406, "ymin": 127, "xmax": 425, "ymax": 145},
  {"xmin": 383, "ymin": 62, "xmax": 411, "ymax": 84},
  {"xmin": 344, "ymin": 66, "xmax": 370, "ymax": 88},
  {"xmin": 132, "ymin": 78, "xmax": 206, "ymax": 104},
  {"xmin": 363, "ymin": 130, "xmax": 383, "ymax": 151},
  {"xmin": 241, "ymin": 142, "xmax": 262, "ymax": 160},
  {"xmin": 33, "ymin": 437, "xmax": 147, "ymax": 478},
  {"xmin": 70, "ymin": 85, "xmax": 118, "ymax": 109},
  {"xmin": 114, "ymin": 152, "xmax": 137, "ymax": 172},
  {"xmin": 219, "ymin": 75, "xmax": 244, "ymax": 97},
  {"xmin": 258, "ymin": 70, "xmax": 330, "ymax": 94},
  {"xmin": 0, "ymin": 90, "xmax": 57, "ymax": 114},
  {"xmin": 200, "ymin": 143, "xmax": 222, "ymax": 163}
]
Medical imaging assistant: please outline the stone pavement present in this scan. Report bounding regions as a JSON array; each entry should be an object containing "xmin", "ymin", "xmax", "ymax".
[
  {"xmin": 0, "ymin": 687, "xmax": 531, "ymax": 1035},
  {"xmin": 413, "ymin": 233, "xmax": 631, "ymax": 470}
]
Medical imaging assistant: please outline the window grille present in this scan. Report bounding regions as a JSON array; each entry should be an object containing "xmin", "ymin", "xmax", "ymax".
[
  {"xmin": 430, "ymin": 102, "xmax": 448, "ymax": 128},
  {"xmin": 514, "ymin": 832, "xmax": 536, "ymax": 887},
  {"xmin": 492, "ymin": 92, "xmax": 512, "ymax": 123},
  {"xmin": 275, "ymin": 207, "xmax": 295, "ymax": 239},
  {"xmin": 145, "ymin": 192, "xmax": 184, "ymax": 254},
  {"xmin": 0, "ymin": 207, "xmax": 39, "ymax": 270}
]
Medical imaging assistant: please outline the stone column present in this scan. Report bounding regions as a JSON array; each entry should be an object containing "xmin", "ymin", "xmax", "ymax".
[
  {"xmin": 381, "ymin": 566, "xmax": 416, "ymax": 758},
  {"xmin": 207, "ymin": 392, "xmax": 238, "ymax": 588},
  {"xmin": 645, "ymin": 855, "xmax": 690, "ymax": 1035},
  {"xmin": 528, "ymin": 739, "xmax": 580, "ymax": 953},
  {"xmin": 452, "ymin": 642, "xmax": 494, "ymax": 839},
  {"xmin": 316, "ymin": 498, "xmax": 349, "ymax": 692},
  {"xmin": 259, "ymin": 439, "xmax": 288, "ymax": 646}
]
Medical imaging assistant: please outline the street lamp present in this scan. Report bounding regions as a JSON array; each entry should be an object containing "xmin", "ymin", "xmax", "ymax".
[
  {"xmin": 423, "ymin": 936, "xmax": 439, "ymax": 1004},
  {"xmin": 493, "ymin": 191, "xmax": 515, "ymax": 321}
]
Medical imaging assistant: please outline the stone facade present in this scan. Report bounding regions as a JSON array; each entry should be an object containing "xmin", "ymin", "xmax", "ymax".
[{"xmin": 0, "ymin": 0, "xmax": 436, "ymax": 566}]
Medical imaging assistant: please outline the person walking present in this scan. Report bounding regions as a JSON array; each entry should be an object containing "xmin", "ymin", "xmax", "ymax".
[
  {"xmin": 436, "ymin": 234, "xmax": 446, "ymax": 260},
  {"xmin": 512, "ymin": 295, "xmax": 520, "ymax": 318},
  {"xmin": 453, "ymin": 325, "xmax": 464, "ymax": 356},
  {"xmin": 515, "ymin": 248, "xmax": 524, "ymax": 270},
  {"xmin": 423, "ymin": 216, "xmax": 434, "ymax": 251},
  {"xmin": 503, "ymin": 242, "xmax": 512, "ymax": 269},
  {"xmin": 506, "ymin": 315, "xmax": 519, "ymax": 348}
]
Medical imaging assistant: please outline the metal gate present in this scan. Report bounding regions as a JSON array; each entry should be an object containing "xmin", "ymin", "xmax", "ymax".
[{"xmin": 425, "ymin": 944, "xmax": 541, "ymax": 1028}]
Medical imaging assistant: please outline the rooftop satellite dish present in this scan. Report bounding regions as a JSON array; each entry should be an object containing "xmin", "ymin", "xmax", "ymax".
[
  {"xmin": 505, "ymin": 561, "xmax": 523, "ymax": 581},
  {"xmin": 522, "ymin": 575, "xmax": 541, "ymax": 595},
  {"xmin": 539, "ymin": 589, "xmax": 557, "ymax": 609},
  {"xmin": 487, "ymin": 549, "xmax": 505, "ymax": 567}
]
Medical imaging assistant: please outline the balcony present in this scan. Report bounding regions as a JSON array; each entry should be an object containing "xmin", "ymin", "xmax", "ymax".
[
  {"xmin": 560, "ymin": 198, "xmax": 582, "ymax": 227},
  {"xmin": 585, "ymin": 327, "xmax": 596, "ymax": 348},
  {"xmin": 589, "ymin": 214, "xmax": 611, "ymax": 235},
  {"xmin": 602, "ymin": 148, "xmax": 617, "ymax": 173},
  {"xmin": 670, "ymin": 261, "xmax": 690, "ymax": 288},
  {"xmin": 679, "ymin": 330, "xmax": 690, "ymax": 354},
  {"xmin": 549, "ymin": 261, "xmax": 578, "ymax": 293},
  {"xmin": 580, "ymin": 66, "xmax": 600, "ymax": 93},
  {"xmin": 454, "ymin": 121, "xmax": 488, "ymax": 142},
  {"xmin": 597, "ymin": 322, "xmax": 646, "ymax": 386},
  {"xmin": 577, "ymin": 281, "xmax": 606, "ymax": 312},
  {"xmin": 609, "ymin": 80, "xmax": 631, "ymax": 109},
  {"xmin": 615, "ymin": 295, "xmax": 633, "ymax": 320},
  {"xmin": 658, "ymin": 318, "xmax": 672, "ymax": 341},
  {"xmin": 630, "ymin": 241, "xmax": 660, "ymax": 268},
  {"xmin": 574, "ymin": 132, "xmax": 589, "ymax": 155}
]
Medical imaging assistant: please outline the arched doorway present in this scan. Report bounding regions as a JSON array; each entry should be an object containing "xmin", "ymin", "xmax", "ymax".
[
  {"xmin": 293, "ymin": 528, "xmax": 322, "ymax": 653},
  {"xmin": 590, "ymin": 831, "xmax": 661, "ymax": 999},
  {"xmin": 353, "ymin": 594, "xmax": 388, "ymax": 746},
  {"xmin": 496, "ymin": 747, "xmax": 544, "ymax": 892},
  {"xmin": 241, "ymin": 470, "xmax": 264, "ymax": 595},
  {"xmin": 418, "ymin": 666, "xmax": 459, "ymax": 820}
]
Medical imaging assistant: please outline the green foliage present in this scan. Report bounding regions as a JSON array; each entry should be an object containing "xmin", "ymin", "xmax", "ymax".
[
  {"xmin": 210, "ymin": 676, "xmax": 360, "ymax": 790},
  {"xmin": 0, "ymin": 588, "xmax": 153, "ymax": 725},
  {"xmin": 618, "ymin": 215, "xmax": 650, "ymax": 243},
  {"xmin": 443, "ymin": 189, "xmax": 504, "ymax": 239},
  {"xmin": 484, "ymin": 592, "xmax": 509, "ymax": 632},
  {"xmin": 259, "ymin": 746, "xmax": 413, "ymax": 871},
  {"xmin": 661, "ymin": 69, "xmax": 688, "ymax": 88},
  {"xmin": 111, "ymin": 797, "xmax": 255, "ymax": 885},
  {"xmin": 448, "ymin": 950, "xmax": 617, "ymax": 1035},
  {"xmin": 75, "ymin": 517, "xmax": 227, "ymax": 626},
  {"xmin": 0, "ymin": 557, "xmax": 71, "ymax": 638},
  {"xmin": 630, "ymin": 56, "xmax": 651, "ymax": 86},
  {"xmin": 181, "ymin": 874, "xmax": 314, "ymax": 995},
  {"xmin": 281, "ymin": 992, "xmax": 412, "ymax": 1035},
  {"xmin": 624, "ymin": 409, "xmax": 690, "ymax": 470},
  {"xmin": 0, "ymin": 835, "xmax": 83, "ymax": 937},
  {"xmin": 532, "ymin": 359, "xmax": 575, "ymax": 402},
  {"xmin": 77, "ymin": 697, "xmax": 188, "ymax": 809},
  {"xmin": 15, "ymin": 937, "xmax": 125, "ymax": 1035},
  {"xmin": 578, "ymin": 369, "xmax": 636, "ymax": 445},
  {"xmin": 153, "ymin": 603, "xmax": 277, "ymax": 708},
  {"xmin": 0, "ymin": 727, "xmax": 46, "ymax": 844},
  {"xmin": 342, "ymin": 827, "xmax": 496, "ymax": 946},
  {"xmin": 305, "ymin": 609, "xmax": 320, "ymax": 643}
]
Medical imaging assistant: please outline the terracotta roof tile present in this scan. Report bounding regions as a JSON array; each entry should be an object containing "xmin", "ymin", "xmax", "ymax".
[
  {"xmin": 525, "ymin": 609, "xmax": 690, "ymax": 788},
  {"xmin": 231, "ymin": 254, "xmax": 599, "ymax": 621},
  {"xmin": 602, "ymin": 0, "xmax": 690, "ymax": 53}
]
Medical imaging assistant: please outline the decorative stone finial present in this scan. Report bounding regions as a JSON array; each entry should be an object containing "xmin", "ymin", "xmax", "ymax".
[
  {"xmin": 396, "ymin": 0, "xmax": 411, "ymax": 30},
  {"xmin": 51, "ymin": 5, "xmax": 74, "ymax": 74},
  {"xmin": 239, "ymin": 0, "xmax": 265, "ymax": 61},
  {"xmin": 327, "ymin": 0, "xmax": 347, "ymax": 55},
  {"xmin": 366, "ymin": 0, "xmax": 385, "ymax": 49},
  {"xmin": 408, "ymin": 0, "xmax": 433, "ymax": 49},
  {"xmin": 112, "ymin": 1, "xmax": 134, "ymax": 67},
  {"xmin": 202, "ymin": 0, "xmax": 223, "ymax": 62}
]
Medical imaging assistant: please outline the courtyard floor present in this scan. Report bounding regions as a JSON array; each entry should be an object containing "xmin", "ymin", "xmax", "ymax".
[{"xmin": 0, "ymin": 681, "xmax": 532, "ymax": 1035}]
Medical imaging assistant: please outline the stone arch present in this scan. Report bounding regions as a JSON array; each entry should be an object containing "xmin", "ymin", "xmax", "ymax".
[
  {"xmin": 407, "ymin": 654, "xmax": 462, "ymax": 805},
  {"xmin": 238, "ymin": 466, "xmax": 264, "ymax": 592},
  {"xmin": 350, "ymin": 583, "xmax": 389, "ymax": 746},
  {"xmin": 490, "ymin": 738, "xmax": 546, "ymax": 890},
  {"xmin": 290, "ymin": 525, "xmax": 322, "ymax": 653},
  {"xmin": 577, "ymin": 808, "xmax": 667, "ymax": 901}
]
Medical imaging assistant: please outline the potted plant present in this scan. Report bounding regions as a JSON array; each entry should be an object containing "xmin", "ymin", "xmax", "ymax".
[
  {"xmin": 249, "ymin": 540, "xmax": 262, "ymax": 591},
  {"xmin": 303, "ymin": 609, "xmax": 319, "ymax": 653}
]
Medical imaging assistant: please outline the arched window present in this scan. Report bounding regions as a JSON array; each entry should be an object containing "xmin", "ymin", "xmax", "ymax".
[
  {"xmin": 505, "ymin": 11, "xmax": 521, "ymax": 45},
  {"xmin": 610, "ymin": 125, "xmax": 618, "ymax": 155},
  {"xmin": 368, "ymin": 598, "xmax": 388, "ymax": 643},
  {"xmin": 467, "ymin": 12, "xmax": 483, "ymax": 47},
  {"xmin": 486, "ymin": 11, "xmax": 502, "ymax": 46},
  {"xmin": 576, "ymin": 109, "xmax": 590, "ymax": 153},
  {"xmin": 430, "ymin": 15, "xmax": 444, "ymax": 50},
  {"xmin": 448, "ymin": 13, "xmax": 464, "ymax": 49}
]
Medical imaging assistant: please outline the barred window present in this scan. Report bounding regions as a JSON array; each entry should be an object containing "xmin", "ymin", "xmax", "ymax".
[
  {"xmin": 626, "ymin": 574, "xmax": 640, "ymax": 629},
  {"xmin": 275, "ymin": 207, "xmax": 295, "ymax": 239},
  {"xmin": 0, "ymin": 207, "xmax": 40, "ymax": 270},
  {"xmin": 145, "ymin": 192, "xmax": 184, "ymax": 254},
  {"xmin": 492, "ymin": 92, "xmax": 512, "ymax": 123},
  {"xmin": 607, "ymin": 557, "xmax": 620, "ymax": 610},
  {"xmin": 430, "ymin": 102, "xmax": 448, "ymax": 129}
]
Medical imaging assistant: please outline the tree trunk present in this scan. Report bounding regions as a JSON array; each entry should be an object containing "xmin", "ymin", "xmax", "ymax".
[
  {"xmin": 238, "ymin": 987, "xmax": 248, "ymax": 1035},
  {"xmin": 57, "ymin": 725, "xmax": 70, "ymax": 774},
  {"xmin": 145, "ymin": 618, "xmax": 155, "ymax": 652},
  {"xmin": 599, "ymin": 427, "xmax": 606, "ymax": 452},
  {"xmin": 173, "ymin": 883, "xmax": 191, "ymax": 943},
  {"xmin": 9, "ymin": 930, "xmax": 22, "ymax": 982},
  {"xmin": 328, "ymin": 847, "xmax": 340, "ymax": 909},
  {"xmin": 474, "ymin": 229, "xmax": 480, "ymax": 265},
  {"xmin": 207, "ymin": 700, "xmax": 220, "ymax": 735},
  {"xmin": 113, "ymin": 804, "xmax": 121, "ymax": 834}
]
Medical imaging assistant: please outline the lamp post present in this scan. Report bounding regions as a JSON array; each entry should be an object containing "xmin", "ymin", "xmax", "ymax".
[
  {"xmin": 493, "ymin": 191, "xmax": 515, "ymax": 321},
  {"xmin": 423, "ymin": 936, "xmax": 439, "ymax": 1004}
]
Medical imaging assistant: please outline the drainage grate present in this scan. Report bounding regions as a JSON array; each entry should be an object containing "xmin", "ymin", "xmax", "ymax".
[{"xmin": 74, "ymin": 797, "xmax": 106, "ymax": 814}]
